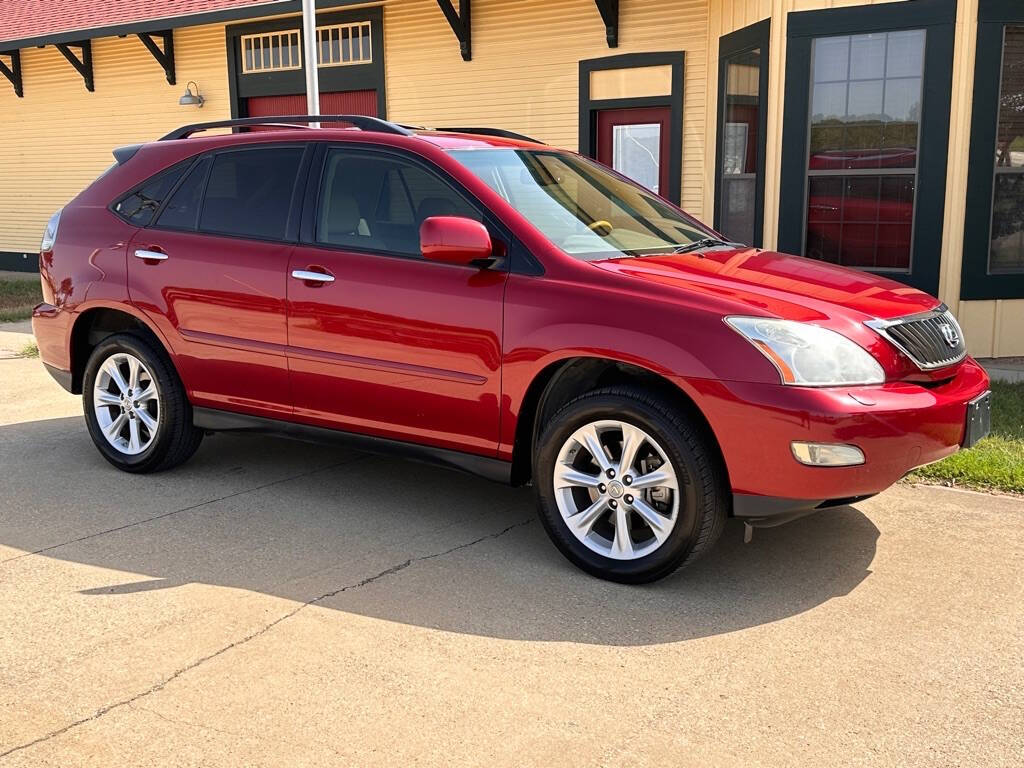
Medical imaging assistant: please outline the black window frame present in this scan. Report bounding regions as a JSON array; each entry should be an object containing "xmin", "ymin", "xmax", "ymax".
[
  {"xmin": 578, "ymin": 52, "xmax": 685, "ymax": 207},
  {"xmin": 714, "ymin": 19, "xmax": 770, "ymax": 247},
  {"xmin": 777, "ymin": 0, "xmax": 957, "ymax": 296},
  {"xmin": 300, "ymin": 142, "xmax": 537, "ymax": 274},
  {"xmin": 961, "ymin": 0, "xmax": 1024, "ymax": 300}
]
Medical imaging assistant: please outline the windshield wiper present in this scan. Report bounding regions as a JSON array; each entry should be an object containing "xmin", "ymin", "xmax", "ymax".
[{"xmin": 672, "ymin": 237, "xmax": 735, "ymax": 254}]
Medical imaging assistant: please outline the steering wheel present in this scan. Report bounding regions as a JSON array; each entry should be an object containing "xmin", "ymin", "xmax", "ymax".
[{"xmin": 588, "ymin": 220, "xmax": 613, "ymax": 235}]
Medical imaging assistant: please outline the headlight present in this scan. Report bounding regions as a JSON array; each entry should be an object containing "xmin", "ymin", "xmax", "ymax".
[
  {"xmin": 725, "ymin": 317, "xmax": 885, "ymax": 386},
  {"xmin": 40, "ymin": 209, "xmax": 62, "ymax": 252}
]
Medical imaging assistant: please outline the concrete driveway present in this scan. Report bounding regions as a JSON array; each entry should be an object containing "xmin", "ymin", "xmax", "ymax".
[{"xmin": 0, "ymin": 349, "xmax": 1021, "ymax": 767}]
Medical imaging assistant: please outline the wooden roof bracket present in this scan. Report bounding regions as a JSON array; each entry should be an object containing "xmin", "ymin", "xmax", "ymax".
[
  {"xmin": 55, "ymin": 40, "xmax": 93, "ymax": 91},
  {"xmin": 436, "ymin": 0, "xmax": 471, "ymax": 62},
  {"xmin": 137, "ymin": 30, "xmax": 175, "ymax": 85},
  {"xmin": 595, "ymin": 0, "xmax": 619, "ymax": 47},
  {"xmin": 0, "ymin": 50, "xmax": 23, "ymax": 97}
]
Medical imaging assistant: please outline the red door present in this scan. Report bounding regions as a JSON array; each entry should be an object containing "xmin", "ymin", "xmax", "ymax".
[
  {"xmin": 127, "ymin": 147, "xmax": 304, "ymax": 419},
  {"xmin": 129, "ymin": 229, "xmax": 293, "ymax": 418},
  {"xmin": 596, "ymin": 107, "xmax": 672, "ymax": 197},
  {"xmin": 247, "ymin": 90, "xmax": 377, "ymax": 125},
  {"xmin": 285, "ymin": 146, "xmax": 506, "ymax": 455}
]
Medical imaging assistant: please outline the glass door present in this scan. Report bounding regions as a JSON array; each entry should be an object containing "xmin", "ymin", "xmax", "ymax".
[
  {"xmin": 989, "ymin": 27, "xmax": 1024, "ymax": 275},
  {"xmin": 715, "ymin": 20, "xmax": 769, "ymax": 246},
  {"xmin": 962, "ymin": 19, "xmax": 1024, "ymax": 300}
]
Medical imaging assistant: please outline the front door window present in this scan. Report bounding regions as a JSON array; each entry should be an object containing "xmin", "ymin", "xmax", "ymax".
[
  {"xmin": 805, "ymin": 29, "xmax": 925, "ymax": 271},
  {"xmin": 612, "ymin": 123, "xmax": 662, "ymax": 193}
]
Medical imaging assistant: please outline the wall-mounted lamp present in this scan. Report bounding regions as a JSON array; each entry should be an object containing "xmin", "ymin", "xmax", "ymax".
[{"xmin": 178, "ymin": 81, "xmax": 204, "ymax": 108}]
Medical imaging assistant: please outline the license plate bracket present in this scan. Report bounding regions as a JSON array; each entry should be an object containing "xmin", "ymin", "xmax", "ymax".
[{"xmin": 963, "ymin": 391, "xmax": 992, "ymax": 449}]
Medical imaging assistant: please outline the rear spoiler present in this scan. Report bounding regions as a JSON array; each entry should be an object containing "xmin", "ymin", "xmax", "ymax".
[{"xmin": 112, "ymin": 144, "xmax": 143, "ymax": 165}]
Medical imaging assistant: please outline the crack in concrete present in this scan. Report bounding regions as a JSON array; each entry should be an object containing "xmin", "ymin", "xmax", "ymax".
[
  {"xmin": 0, "ymin": 516, "xmax": 532, "ymax": 760},
  {"xmin": 0, "ymin": 456, "xmax": 366, "ymax": 566}
]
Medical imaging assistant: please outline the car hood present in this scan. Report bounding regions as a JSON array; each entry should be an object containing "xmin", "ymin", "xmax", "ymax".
[{"xmin": 591, "ymin": 246, "xmax": 940, "ymax": 322}]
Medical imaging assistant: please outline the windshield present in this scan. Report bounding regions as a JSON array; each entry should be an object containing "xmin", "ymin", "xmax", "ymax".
[{"xmin": 448, "ymin": 148, "xmax": 723, "ymax": 260}]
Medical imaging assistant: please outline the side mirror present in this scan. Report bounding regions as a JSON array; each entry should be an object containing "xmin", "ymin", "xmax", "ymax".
[{"xmin": 420, "ymin": 216, "xmax": 493, "ymax": 266}]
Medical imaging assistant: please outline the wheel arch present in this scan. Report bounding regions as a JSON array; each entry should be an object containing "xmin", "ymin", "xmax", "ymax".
[
  {"xmin": 68, "ymin": 303, "xmax": 171, "ymax": 394},
  {"xmin": 509, "ymin": 355, "xmax": 729, "ymax": 491}
]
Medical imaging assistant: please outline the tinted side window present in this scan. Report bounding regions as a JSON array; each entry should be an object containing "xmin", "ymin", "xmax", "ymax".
[
  {"xmin": 155, "ymin": 156, "xmax": 212, "ymax": 231},
  {"xmin": 317, "ymin": 149, "xmax": 480, "ymax": 256},
  {"xmin": 199, "ymin": 147, "xmax": 304, "ymax": 240},
  {"xmin": 113, "ymin": 161, "xmax": 189, "ymax": 226}
]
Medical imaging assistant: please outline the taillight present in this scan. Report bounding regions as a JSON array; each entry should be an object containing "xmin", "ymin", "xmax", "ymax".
[{"xmin": 40, "ymin": 209, "xmax": 62, "ymax": 252}]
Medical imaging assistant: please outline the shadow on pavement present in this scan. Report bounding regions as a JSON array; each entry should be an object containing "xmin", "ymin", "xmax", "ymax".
[{"xmin": 0, "ymin": 416, "xmax": 879, "ymax": 646}]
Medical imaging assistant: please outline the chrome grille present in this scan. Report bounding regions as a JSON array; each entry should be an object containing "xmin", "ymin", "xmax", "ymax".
[{"xmin": 866, "ymin": 305, "xmax": 967, "ymax": 370}]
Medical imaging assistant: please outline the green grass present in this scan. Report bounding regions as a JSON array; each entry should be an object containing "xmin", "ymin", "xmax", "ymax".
[
  {"xmin": 19, "ymin": 341, "xmax": 38, "ymax": 358},
  {"xmin": 0, "ymin": 278, "xmax": 42, "ymax": 323},
  {"xmin": 909, "ymin": 380, "xmax": 1024, "ymax": 495}
]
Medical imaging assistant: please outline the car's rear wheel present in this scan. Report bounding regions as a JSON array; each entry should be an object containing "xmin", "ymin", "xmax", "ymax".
[
  {"xmin": 534, "ymin": 387, "xmax": 726, "ymax": 583},
  {"xmin": 83, "ymin": 333, "xmax": 203, "ymax": 473}
]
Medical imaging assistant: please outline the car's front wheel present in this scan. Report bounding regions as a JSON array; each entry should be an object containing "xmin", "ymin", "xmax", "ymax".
[
  {"xmin": 534, "ymin": 387, "xmax": 726, "ymax": 583},
  {"xmin": 83, "ymin": 333, "xmax": 203, "ymax": 473}
]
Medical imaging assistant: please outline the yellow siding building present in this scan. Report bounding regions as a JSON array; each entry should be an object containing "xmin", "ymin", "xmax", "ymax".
[{"xmin": 1, "ymin": 0, "xmax": 1021, "ymax": 356}]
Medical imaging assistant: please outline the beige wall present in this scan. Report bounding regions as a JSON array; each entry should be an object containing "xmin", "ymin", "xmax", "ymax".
[
  {"xmin": 382, "ymin": 0, "xmax": 711, "ymax": 217},
  {"xmin": 0, "ymin": 0, "xmax": 1020, "ymax": 355},
  {"xmin": 0, "ymin": 24, "xmax": 232, "ymax": 258}
]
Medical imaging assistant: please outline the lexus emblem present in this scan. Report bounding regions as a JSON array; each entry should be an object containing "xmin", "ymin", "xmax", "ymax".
[{"xmin": 940, "ymin": 323, "xmax": 960, "ymax": 348}]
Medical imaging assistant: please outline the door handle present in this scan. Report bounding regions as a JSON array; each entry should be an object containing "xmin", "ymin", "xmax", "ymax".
[
  {"xmin": 291, "ymin": 270, "xmax": 335, "ymax": 283},
  {"xmin": 135, "ymin": 249, "xmax": 168, "ymax": 261}
]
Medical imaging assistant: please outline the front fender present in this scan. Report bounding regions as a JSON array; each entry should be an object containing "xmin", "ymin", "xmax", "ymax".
[{"xmin": 499, "ymin": 273, "xmax": 778, "ymax": 459}]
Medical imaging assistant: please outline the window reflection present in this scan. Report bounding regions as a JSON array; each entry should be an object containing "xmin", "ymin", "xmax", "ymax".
[
  {"xmin": 805, "ymin": 29, "xmax": 924, "ymax": 270},
  {"xmin": 991, "ymin": 26, "xmax": 1024, "ymax": 273}
]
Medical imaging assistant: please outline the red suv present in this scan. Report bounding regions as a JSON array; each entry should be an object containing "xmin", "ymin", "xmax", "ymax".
[{"xmin": 33, "ymin": 115, "xmax": 991, "ymax": 583}]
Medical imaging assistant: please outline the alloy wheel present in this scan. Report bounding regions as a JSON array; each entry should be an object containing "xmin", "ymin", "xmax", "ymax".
[
  {"xmin": 552, "ymin": 419, "xmax": 680, "ymax": 560},
  {"xmin": 92, "ymin": 352, "xmax": 160, "ymax": 456}
]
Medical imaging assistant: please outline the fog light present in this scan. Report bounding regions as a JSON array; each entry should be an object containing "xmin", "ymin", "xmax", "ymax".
[{"xmin": 791, "ymin": 442, "xmax": 865, "ymax": 467}]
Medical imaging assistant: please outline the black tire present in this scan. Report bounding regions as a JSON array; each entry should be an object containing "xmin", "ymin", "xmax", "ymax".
[
  {"xmin": 534, "ymin": 387, "xmax": 726, "ymax": 584},
  {"xmin": 82, "ymin": 332, "xmax": 203, "ymax": 473}
]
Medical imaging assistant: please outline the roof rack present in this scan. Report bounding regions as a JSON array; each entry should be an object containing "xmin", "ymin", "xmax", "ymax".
[
  {"xmin": 435, "ymin": 126, "xmax": 545, "ymax": 144},
  {"xmin": 160, "ymin": 115, "xmax": 414, "ymax": 141}
]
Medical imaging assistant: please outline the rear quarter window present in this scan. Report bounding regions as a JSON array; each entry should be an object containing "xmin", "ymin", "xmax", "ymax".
[{"xmin": 112, "ymin": 160, "xmax": 192, "ymax": 226}]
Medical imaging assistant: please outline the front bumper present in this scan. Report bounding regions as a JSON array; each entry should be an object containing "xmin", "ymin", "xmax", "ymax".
[{"xmin": 689, "ymin": 357, "xmax": 991, "ymax": 517}]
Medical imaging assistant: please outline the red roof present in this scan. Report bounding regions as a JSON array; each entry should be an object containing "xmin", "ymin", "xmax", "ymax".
[{"xmin": 0, "ymin": 1, "xmax": 288, "ymax": 47}]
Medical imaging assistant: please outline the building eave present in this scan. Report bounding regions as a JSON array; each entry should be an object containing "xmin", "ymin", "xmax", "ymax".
[{"xmin": 0, "ymin": 0, "xmax": 366, "ymax": 53}]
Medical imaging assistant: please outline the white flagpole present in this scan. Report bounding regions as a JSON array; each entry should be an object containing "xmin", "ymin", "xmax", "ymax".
[{"xmin": 302, "ymin": 0, "xmax": 320, "ymax": 127}]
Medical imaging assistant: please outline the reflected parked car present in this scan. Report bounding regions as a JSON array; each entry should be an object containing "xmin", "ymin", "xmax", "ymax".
[{"xmin": 806, "ymin": 148, "xmax": 916, "ymax": 268}]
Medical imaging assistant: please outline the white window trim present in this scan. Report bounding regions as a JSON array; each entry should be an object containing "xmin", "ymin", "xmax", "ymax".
[
  {"xmin": 317, "ymin": 21, "xmax": 373, "ymax": 68},
  {"xmin": 240, "ymin": 21, "xmax": 372, "ymax": 75},
  {"xmin": 240, "ymin": 30, "xmax": 302, "ymax": 74}
]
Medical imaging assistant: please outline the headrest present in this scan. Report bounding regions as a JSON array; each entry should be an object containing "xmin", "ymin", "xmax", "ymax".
[{"xmin": 327, "ymin": 194, "xmax": 361, "ymax": 235}]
